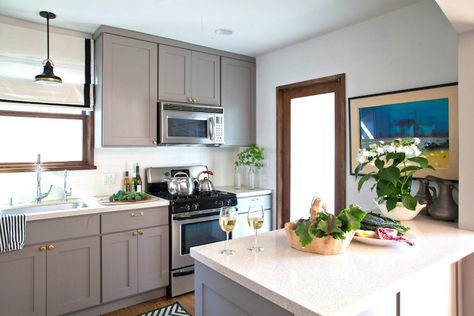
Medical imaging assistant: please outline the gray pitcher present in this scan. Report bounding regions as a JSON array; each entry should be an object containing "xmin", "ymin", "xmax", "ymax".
[
  {"xmin": 426, "ymin": 175, "xmax": 458, "ymax": 222},
  {"xmin": 415, "ymin": 179, "xmax": 437, "ymax": 215}
]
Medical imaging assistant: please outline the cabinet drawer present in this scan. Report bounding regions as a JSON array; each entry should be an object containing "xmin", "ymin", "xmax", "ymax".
[
  {"xmin": 237, "ymin": 194, "xmax": 271, "ymax": 214},
  {"xmin": 26, "ymin": 215, "xmax": 100, "ymax": 245},
  {"xmin": 101, "ymin": 207, "xmax": 168, "ymax": 234}
]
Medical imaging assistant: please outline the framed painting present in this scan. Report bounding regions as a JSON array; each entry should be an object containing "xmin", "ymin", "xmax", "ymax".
[{"xmin": 349, "ymin": 83, "xmax": 458, "ymax": 180}]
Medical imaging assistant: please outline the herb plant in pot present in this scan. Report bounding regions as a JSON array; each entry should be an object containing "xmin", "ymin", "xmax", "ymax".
[
  {"xmin": 355, "ymin": 138, "xmax": 434, "ymax": 221},
  {"xmin": 235, "ymin": 144, "xmax": 264, "ymax": 190}
]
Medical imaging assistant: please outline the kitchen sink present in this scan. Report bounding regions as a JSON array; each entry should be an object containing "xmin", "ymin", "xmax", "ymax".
[{"xmin": 3, "ymin": 201, "xmax": 89, "ymax": 214}]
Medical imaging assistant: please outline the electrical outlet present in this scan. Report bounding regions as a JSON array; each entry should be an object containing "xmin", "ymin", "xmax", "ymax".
[{"xmin": 104, "ymin": 173, "xmax": 115, "ymax": 185}]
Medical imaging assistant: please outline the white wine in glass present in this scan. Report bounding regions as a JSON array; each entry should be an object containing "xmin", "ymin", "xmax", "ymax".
[
  {"xmin": 219, "ymin": 206, "xmax": 237, "ymax": 255},
  {"xmin": 247, "ymin": 204, "xmax": 264, "ymax": 252}
]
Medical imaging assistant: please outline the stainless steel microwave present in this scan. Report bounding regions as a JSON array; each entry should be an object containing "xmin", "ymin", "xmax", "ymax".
[{"xmin": 159, "ymin": 102, "xmax": 224, "ymax": 145}]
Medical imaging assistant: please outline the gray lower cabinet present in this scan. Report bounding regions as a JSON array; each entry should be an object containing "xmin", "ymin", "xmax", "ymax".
[
  {"xmin": 0, "ymin": 236, "xmax": 100, "ymax": 316},
  {"xmin": 46, "ymin": 236, "xmax": 100, "ymax": 315},
  {"xmin": 234, "ymin": 194, "xmax": 272, "ymax": 239},
  {"xmin": 221, "ymin": 57, "xmax": 256, "ymax": 146},
  {"xmin": 0, "ymin": 245, "xmax": 46, "ymax": 316},
  {"xmin": 102, "ymin": 225, "xmax": 169, "ymax": 302},
  {"xmin": 159, "ymin": 44, "xmax": 220, "ymax": 106},
  {"xmin": 97, "ymin": 33, "xmax": 158, "ymax": 146}
]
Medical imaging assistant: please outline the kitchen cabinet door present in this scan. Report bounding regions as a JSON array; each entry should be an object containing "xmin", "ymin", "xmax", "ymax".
[
  {"xmin": 102, "ymin": 231, "xmax": 138, "ymax": 302},
  {"xmin": 235, "ymin": 209, "xmax": 271, "ymax": 239},
  {"xmin": 191, "ymin": 51, "xmax": 221, "ymax": 106},
  {"xmin": 138, "ymin": 226, "xmax": 169, "ymax": 292},
  {"xmin": 159, "ymin": 45, "xmax": 192, "ymax": 103},
  {"xmin": 46, "ymin": 236, "xmax": 100, "ymax": 316},
  {"xmin": 221, "ymin": 57, "xmax": 256, "ymax": 146},
  {"xmin": 0, "ymin": 245, "xmax": 46, "ymax": 316},
  {"xmin": 100, "ymin": 34, "xmax": 158, "ymax": 146}
]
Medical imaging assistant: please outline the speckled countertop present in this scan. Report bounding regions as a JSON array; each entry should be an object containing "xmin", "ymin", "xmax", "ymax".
[
  {"xmin": 191, "ymin": 216, "xmax": 474, "ymax": 316},
  {"xmin": 2, "ymin": 197, "xmax": 169, "ymax": 221},
  {"xmin": 215, "ymin": 185, "xmax": 272, "ymax": 198}
]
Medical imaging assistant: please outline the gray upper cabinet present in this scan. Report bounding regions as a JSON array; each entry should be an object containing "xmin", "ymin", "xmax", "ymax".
[
  {"xmin": 158, "ymin": 45, "xmax": 192, "ymax": 103},
  {"xmin": 221, "ymin": 57, "xmax": 256, "ymax": 146},
  {"xmin": 98, "ymin": 33, "xmax": 158, "ymax": 146},
  {"xmin": 159, "ymin": 44, "xmax": 221, "ymax": 106},
  {"xmin": 46, "ymin": 236, "xmax": 100, "ymax": 315},
  {"xmin": 0, "ymin": 245, "xmax": 46, "ymax": 316},
  {"xmin": 191, "ymin": 51, "xmax": 220, "ymax": 105}
]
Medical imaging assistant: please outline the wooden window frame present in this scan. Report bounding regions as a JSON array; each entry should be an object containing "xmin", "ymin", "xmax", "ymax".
[{"xmin": 0, "ymin": 110, "xmax": 96, "ymax": 173}]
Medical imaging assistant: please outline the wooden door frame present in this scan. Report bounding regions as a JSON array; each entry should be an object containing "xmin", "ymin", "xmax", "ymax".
[{"xmin": 276, "ymin": 74, "xmax": 346, "ymax": 228}]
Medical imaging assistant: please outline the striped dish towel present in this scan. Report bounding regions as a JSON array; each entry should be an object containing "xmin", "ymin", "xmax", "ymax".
[{"xmin": 0, "ymin": 212, "xmax": 26, "ymax": 253}]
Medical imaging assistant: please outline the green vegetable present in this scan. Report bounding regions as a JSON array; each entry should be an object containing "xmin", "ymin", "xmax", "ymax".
[
  {"xmin": 109, "ymin": 190, "xmax": 151, "ymax": 202},
  {"xmin": 295, "ymin": 204, "xmax": 366, "ymax": 246},
  {"xmin": 360, "ymin": 212, "xmax": 410, "ymax": 235}
]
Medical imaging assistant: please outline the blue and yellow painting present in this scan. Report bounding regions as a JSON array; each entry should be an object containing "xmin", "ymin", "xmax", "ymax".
[{"xmin": 359, "ymin": 98, "xmax": 449, "ymax": 168}]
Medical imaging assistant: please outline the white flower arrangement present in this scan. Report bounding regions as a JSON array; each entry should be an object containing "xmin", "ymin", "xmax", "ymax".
[{"xmin": 355, "ymin": 138, "xmax": 434, "ymax": 212}]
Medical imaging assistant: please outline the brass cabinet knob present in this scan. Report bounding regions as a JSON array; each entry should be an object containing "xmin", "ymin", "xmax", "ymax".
[
  {"xmin": 153, "ymin": 140, "xmax": 158, "ymax": 145},
  {"xmin": 138, "ymin": 230, "xmax": 144, "ymax": 236},
  {"xmin": 192, "ymin": 98, "xmax": 197, "ymax": 103},
  {"xmin": 187, "ymin": 97, "xmax": 192, "ymax": 102},
  {"xmin": 132, "ymin": 231, "xmax": 139, "ymax": 237},
  {"xmin": 39, "ymin": 245, "xmax": 47, "ymax": 252},
  {"xmin": 47, "ymin": 244, "xmax": 55, "ymax": 251}
]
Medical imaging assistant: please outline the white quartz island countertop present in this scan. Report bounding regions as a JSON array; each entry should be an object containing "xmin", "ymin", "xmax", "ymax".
[{"xmin": 191, "ymin": 216, "xmax": 474, "ymax": 316}]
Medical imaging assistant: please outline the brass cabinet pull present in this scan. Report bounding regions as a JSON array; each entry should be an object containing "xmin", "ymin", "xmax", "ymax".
[
  {"xmin": 138, "ymin": 230, "xmax": 144, "ymax": 236},
  {"xmin": 39, "ymin": 245, "xmax": 47, "ymax": 252},
  {"xmin": 47, "ymin": 244, "xmax": 55, "ymax": 251},
  {"xmin": 130, "ymin": 211, "xmax": 144, "ymax": 217},
  {"xmin": 132, "ymin": 231, "xmax": 139, "ymax": 237},
  {"xmin": 192, "ymin": 98, "xmax": 197, "ymax": 103},
  {"xmin": 152, "ymin": 140, "xmax": 158, "ymax": 145},
  {"xmin": 187, "ymin": 97, "xmax": 192, "ymax": 102}
]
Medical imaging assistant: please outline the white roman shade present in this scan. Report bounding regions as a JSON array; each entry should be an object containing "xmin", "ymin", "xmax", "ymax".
[{"xmin": 0, "ymin": 17, "xmax": 94, "ymax": 109}]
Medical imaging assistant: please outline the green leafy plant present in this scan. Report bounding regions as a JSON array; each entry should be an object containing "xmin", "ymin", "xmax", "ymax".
[
  {"xmin": 355, "ymin": 138, "xmax": 435, "ymax": 211},
  {"xmin": 235, "ymin": 144, "xmax": 264, "ymax": 169},
  {"xmin": 295, "ymin": 204, "xmax": 366, "ymax": 247}
]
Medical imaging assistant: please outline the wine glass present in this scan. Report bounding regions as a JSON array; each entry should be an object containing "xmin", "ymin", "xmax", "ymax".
[
  {"xmin": 219, "ymin": 206, "xmax": 238, "ymax": 255},
  {"xmin": 247, "ymin": 204, "xmax": 264, "ymax": 252}
]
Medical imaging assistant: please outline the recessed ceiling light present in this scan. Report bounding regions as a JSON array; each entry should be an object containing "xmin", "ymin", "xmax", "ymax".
[{"xmin": 214, "ymin": 28, "xmax": 233, "ymax": 36}]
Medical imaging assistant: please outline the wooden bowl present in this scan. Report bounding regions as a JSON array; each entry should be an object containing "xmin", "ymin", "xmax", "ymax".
[{"xmin": 284, "ymin": 222, "xmax": 354, "ymax": 255}]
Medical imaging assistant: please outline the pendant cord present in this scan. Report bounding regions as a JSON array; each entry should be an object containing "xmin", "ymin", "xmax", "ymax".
[{"xmin": 46, "ymin": 15, "xmax": 50, "ymax": 61}]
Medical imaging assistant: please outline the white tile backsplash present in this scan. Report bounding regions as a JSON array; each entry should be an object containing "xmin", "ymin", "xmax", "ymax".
[{"xmin": 0, "ymin": 146, "xmax": 240, "ymax": 206}]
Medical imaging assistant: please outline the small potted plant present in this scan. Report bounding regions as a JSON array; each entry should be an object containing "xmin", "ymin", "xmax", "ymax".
[
  {"xmin": 355, "ymin": 138, "xmax": 434, "ymax": 220},
  {"xmin": 235, "ymin": 144, "xmax": 264, "ymax": 190}
]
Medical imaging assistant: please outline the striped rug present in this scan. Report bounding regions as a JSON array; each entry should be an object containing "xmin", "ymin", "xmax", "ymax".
[{"xmin": 137, "ymin": 302, "xmax": 191, "ymax": 316}]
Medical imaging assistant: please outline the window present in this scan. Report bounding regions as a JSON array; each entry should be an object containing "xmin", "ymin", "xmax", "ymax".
[{"xmin": 0, "ymin": 109, "xmax": 95, "ymax": 172}]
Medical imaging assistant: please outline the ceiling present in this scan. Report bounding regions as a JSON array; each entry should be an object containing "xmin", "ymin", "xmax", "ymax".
[
  {"xmin": 436, "ymin": 0, "xmax": 474, "ymax": 33},
  {"xmin": 0, "ymin": 0, "xmax": 424, "ymax": 57}
]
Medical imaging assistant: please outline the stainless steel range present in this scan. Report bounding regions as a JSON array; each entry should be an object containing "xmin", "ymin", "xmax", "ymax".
[{"xmin": 145, "ymin": 165, "xmax": 237, "ymax": 297}]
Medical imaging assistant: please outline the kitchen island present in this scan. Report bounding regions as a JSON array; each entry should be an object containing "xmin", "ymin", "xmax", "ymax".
[{"xmin": 190, "ymin": 216, "xmax": 474, "ymax": 316}]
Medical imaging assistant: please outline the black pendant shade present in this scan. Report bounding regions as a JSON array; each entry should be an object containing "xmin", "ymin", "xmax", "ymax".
[{"xmin": 35, "ymin": 11, "xmax": 62, "ymax": 85}]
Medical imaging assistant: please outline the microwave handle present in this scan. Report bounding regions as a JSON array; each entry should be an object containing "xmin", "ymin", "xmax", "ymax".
[{"xmin": 209, "ymin": 116, "xmax": 214, "ymax": 141}]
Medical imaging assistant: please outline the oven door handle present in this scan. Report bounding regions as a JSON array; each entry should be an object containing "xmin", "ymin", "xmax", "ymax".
[
  {"xmin": 173, "ymin": 213, "xmax": 220, "ymax": 221},
  {"xmin": 173, "ymin": 268, "xmax": 195, "ymax": 277}
]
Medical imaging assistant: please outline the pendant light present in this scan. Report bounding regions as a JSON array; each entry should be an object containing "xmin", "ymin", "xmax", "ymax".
[{"xmin": 35, "ymin": 11, "xmax": 62, "ymax": 85}]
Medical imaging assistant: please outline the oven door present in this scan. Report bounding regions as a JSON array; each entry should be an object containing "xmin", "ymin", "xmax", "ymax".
[
  {"xmin": 171, "ymin": 210, "xmax": 226, "ymax": 269},
  {"xmin": 160, "ymin": 109, "xmax": 215, "ymax": 144}
]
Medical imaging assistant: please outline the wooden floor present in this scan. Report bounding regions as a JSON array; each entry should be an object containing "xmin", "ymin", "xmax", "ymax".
[{"xmin": 102, "ymin": 292, "xmax": 195, "ymax": 316}]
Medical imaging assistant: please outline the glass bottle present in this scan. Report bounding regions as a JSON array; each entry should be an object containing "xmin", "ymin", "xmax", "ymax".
[
  {"xmin": 234, "ymin": 165, "xmax": 241, "ymax": 189},
  {"xmin": 134, "ymin": 163, "xmax": 142, "ymax": 192},
  {"xmin": 248, "ymin": 166, "xmax": 255, "ymax": 190},
  {"xmin": 123, "ymin": 171, "xmax": 131, "ymax": 192}
]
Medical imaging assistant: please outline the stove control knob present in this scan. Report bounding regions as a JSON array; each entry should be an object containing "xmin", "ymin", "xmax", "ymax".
[
  {"xmin": 217, "ymin": 200, "xmax": 225, "ymax": 207},
  {"xmin": 184, "ymin": 205, "xmax": 191, "ymax": 211},
  {"xmin": 224, "ymin": 199, "xmax": 232, "ymax": 206},
  {"xmin": 191, "ymin": 203, "xmax": 199, "ymax": 211}
]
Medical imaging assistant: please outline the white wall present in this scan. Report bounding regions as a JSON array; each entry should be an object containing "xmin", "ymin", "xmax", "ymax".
[
  {"xmin": 458, "ymin": 29, "xmax": 474, "ymax": 230},
  {"xmin": 256, "ymin": 0, "xmax": 458, "ymax": 213},
  {"xmin": 0, "ymin": 147, "xmax": 238, "ymax": 205}
]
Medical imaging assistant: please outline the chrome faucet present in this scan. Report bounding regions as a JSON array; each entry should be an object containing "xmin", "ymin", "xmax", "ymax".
[
  {"xmin": 63, "ymin": 170, "xmax": 72, "ymax": 202},
  {"xmin": 35, "ymin": 154, "xmax": 53, "ymax": 204}
]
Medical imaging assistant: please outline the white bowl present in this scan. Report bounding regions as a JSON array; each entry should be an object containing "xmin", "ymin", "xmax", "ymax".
[{"xmin": 376, "ymin": 200, "xmax": 425, "ymax": 221}]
